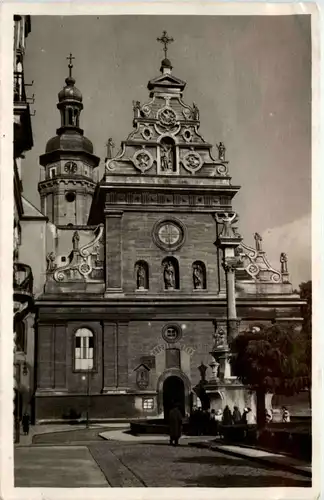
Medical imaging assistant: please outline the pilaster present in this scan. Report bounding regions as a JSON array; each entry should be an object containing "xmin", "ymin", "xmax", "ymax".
[{"xmin": 105, "ymin": 210, "xmax": 123, "ymax": 294}]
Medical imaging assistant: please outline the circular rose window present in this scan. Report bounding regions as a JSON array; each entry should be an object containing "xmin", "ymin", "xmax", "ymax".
[{"xmin": 153, "ymin": 219, "xmax": 185, "ymax": 251}]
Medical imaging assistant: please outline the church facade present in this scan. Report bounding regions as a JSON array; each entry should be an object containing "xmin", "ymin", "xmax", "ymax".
[{"xmin": 34, "ymin": 39, "xmax": 303, "ymax": 422}]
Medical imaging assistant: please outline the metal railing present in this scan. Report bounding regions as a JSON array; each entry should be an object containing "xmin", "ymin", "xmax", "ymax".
[{"xmin": 14, "ymin": 71, "xmax": 26, "ymax": 103}]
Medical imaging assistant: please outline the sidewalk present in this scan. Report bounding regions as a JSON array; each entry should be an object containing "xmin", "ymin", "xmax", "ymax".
[
  {"xmin": 189, "ymin": 440, "xmax": 312, "ymax": 478},
  {"xmin": 99, "ymin": 428, "xmax": 216, "ymax": 443},
  {"xmin": 16, "ymin": 423, "xmax": 126, "ymax": 447}
]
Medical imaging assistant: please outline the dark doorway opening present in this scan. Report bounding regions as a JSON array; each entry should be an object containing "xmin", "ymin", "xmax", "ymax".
[{"xmin": 163, "ymin": 376, "xmax": 185, "ymax": 420}]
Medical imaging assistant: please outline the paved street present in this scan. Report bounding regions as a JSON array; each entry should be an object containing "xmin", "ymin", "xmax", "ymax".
[
  {"xmin": 15, "ymin": 432, "xmax": 311, "ymax": 488},
  {"xmin": 15, "ymin": 446, "xmax": 109, "ymax": 487}
]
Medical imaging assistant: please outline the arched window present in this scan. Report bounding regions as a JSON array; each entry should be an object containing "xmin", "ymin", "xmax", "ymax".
[
  {"xmin": 135, "ymin": 260, "xmax": 149, "ymax": 290},
  {"xmin": 68, "ymin": 108, "xmax": 73, "ymax": 125},
  {"xmin": 162, "ymin": 256, "xmax": 179, "ymax": 290},
  {"xmin": 74, "ymin": 328, "xmax": 94, "ymax": 370},
  {"xmin": 192, "ymin": 261, "xmax": 207, "ymax": 289}
]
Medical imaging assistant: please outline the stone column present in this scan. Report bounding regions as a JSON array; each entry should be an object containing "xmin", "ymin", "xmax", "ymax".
[{"xmin": 223, "ymin": 258, "xmax": 240, "ymax": 343}]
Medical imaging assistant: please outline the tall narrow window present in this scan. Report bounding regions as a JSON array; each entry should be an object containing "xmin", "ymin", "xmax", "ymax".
[{"xmin": 74, "ymin": 328, "xmax": 94, "ymax": 370}]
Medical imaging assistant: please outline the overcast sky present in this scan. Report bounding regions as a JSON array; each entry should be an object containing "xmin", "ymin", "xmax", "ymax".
[{"xmin": 22, "ymin": 15, "xmax": 311, "ymax": 287}]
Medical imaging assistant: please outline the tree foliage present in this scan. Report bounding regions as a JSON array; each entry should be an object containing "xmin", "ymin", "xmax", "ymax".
[{"xmin": 230, "ymin": 323, "xmax": 310, "ymax": 396}]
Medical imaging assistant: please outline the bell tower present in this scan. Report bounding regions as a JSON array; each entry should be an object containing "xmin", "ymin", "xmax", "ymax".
[{"xmin": 38, "ymin": 54, "xmax": 100, "ymax": 226}]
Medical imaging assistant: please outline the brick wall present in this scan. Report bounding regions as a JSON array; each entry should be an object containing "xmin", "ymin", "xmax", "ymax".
[{"xmin": 115, "ymin": 211, "xmax": 220, "ymax": 294}]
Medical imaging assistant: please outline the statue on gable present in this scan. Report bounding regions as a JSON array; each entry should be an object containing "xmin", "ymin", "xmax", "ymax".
[
  {"xmin": 280, "ymin": 252, "xmax": 288, "ymax": 273},
  {"xmin": 161, "ymin": 142, "xmax": 174, "ymax": 172},
  {"xmin": 192, "ymin": 102, "xmax": 200, "ymax": 121},
  {"xmin": 133, "ymin": 100, "xmax": 141, "ymax": 118},
  {"xmin": 136, "ymin": 264, "xmax": 147, "ymax": 290},
  {"xmin": 193, "ymin": 263, "xmax": 204, "ymax": 289},
  {"xmin": 106, "ymin": 138, "xmax": 115, "ymax": 159},
  {"xmin": 46, "ymin": 252, "xmax": 56, "ymax": 272},
  {"xmin": 164, "ymin": 260, "xmax": 175, "ymax": 289},
  {"xmin": 72, "ymin": 231, "xmax": 80, "ymax": 251},
  {"xmin": 217, "ymin": 142, "xmax": 226, "ymax": 161},
  {"xmin": 215, "ymin": 212, "xmax": 237, "ymax": 238},
  {"xmin": 254, "ymin": 232, "xmax": 263, "ymax": 252}
]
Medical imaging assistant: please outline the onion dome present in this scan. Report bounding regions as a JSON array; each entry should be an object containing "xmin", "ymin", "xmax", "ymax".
[
  {"xmin": 58, "ymin": 75, "xmax": 83, "ymax": 103},
  {"xmin": 45, "ymin": 129, "xmax": 94, "ymax": 154}
]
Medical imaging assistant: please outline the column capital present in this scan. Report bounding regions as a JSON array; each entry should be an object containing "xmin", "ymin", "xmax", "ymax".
[{"xmin": 222, "ymin": 256, "xmax": 240, "ymax": 273}]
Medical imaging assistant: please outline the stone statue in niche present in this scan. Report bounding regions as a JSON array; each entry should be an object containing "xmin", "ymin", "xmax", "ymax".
[
  {"xmin": 161, "ymin": 142, "xmax": 174, "ymax": 172},
  {"xmin": 280, "ymin": 252, "xmax": 288, "ymax": 273},
  {"xmin": 217, "ymin": 142, "xmax": 226, "ymax": 161},
  {"xmin": 193, "ymin": 263, "xmax": 204, "ymax": 289},
  {"xmin": 254, "ymin": 232, "xmax": 263, "ymax": 252},
  {"xmin": 72, "ymin": 231, "xmax": 80, "ymax": 251},
  {"xmin": 164, "ymin": 260, "xmax": 176, "ymax": 289},
  {"xmin": 46, "ymin": 252, "xmax": 57, "ymax": 272},
  {"xmin": 136, "ymin": 264, "xmax": 147, "ymax": 290}
]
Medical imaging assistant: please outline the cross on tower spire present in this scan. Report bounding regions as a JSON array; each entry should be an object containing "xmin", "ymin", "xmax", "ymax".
[
  {"xmin": 157, "ymin": 31, "xmax": 174, "ymax": 59},
  {"xmin": 66, "ymin": 52, "xmax": 75, "ymax": 78}
]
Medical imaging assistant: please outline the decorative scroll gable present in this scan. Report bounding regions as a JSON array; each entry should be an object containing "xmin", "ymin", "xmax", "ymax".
[
  {"xmin": 235, "ymin": 241, "xmax": 283, "ymax": 283},
  {"xmin": 51, "ymin": 224, "xmax": 104, "ymax": 283}
]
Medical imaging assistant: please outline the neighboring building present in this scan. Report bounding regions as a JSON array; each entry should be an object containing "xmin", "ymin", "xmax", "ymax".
[
  {"xmin": 13, "ymin": 15, "xmax": 35, "ymax": 440},
  {"xmin": 34, "ymin": 37, "xmax": 304, "ymax": 423}
]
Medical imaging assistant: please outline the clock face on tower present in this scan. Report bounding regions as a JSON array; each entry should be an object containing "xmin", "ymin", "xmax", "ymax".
[{"xmin": 64, "ymin": 161, "xmax": 77, "ymax": 174}]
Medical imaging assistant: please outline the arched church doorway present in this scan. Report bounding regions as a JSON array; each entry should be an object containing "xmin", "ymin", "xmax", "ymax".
[{"xmin": 163, "ymin": 376, "xmax": 185, "ymax": 420}]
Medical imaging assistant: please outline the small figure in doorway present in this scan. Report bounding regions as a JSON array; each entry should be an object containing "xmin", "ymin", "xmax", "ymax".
[{"xmin": 169, "ymin": 403, "xmax": 183, "ymax": 446}]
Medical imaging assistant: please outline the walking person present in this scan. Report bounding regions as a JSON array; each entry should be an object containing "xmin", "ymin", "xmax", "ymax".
[
  {"xmin": 232, "ymin": 405, "xmax": 242, "ymax": 424},
  {"xmin": 169, "ymin": 403, "xmax": 183, "ymax": 446},
  {"xmin": 222, "ymin": 405, "xmax": 233, "ymax": 426},
  {"xmin": 246, "ymin": 407, "xmax": 256, "ymax": 425},
  {"xmin": 282, "ymin": 406, "xmax": 290, "ymax": 423},
  {"xmin": 22, "ymin": 412, "xmax": 30, "ymax": 436},
  {"xmin": 214, "ymin": 409, "xmax": 223, "ymax": 437}
]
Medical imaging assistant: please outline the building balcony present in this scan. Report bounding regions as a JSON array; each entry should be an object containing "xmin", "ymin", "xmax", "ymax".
[
  {"xmin": 14, "ymin": 71, "xmax": 33, "ymax": 158},
  {"xmin": 13, "ymin": 263, "xmax": 34, "ymax": 309}
]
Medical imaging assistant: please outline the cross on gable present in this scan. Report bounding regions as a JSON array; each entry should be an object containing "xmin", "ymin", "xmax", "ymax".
[
  {"xmin": 157, "ymin": 31, "xmax": 174, "ymax": 59},
  {"xmin": 66, "ymin": 53, "xmax": 75, "ymax": 77}
]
